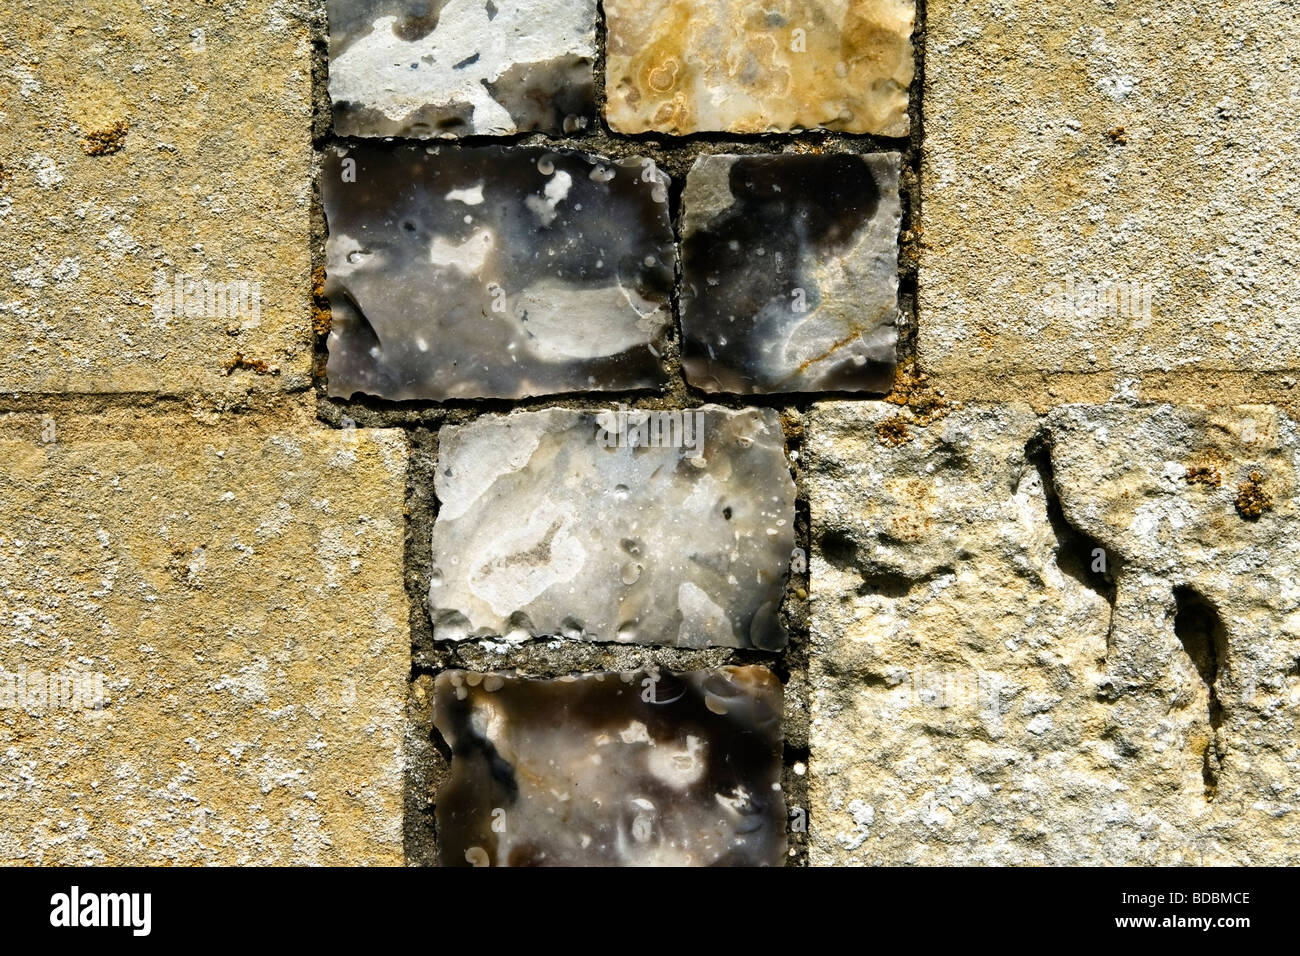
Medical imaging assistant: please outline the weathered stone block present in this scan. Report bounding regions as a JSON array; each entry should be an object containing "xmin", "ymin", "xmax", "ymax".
[
  {"xmin": 680, "ymin": 152, "xmax": 901, "ymax": 395},
  {"xmin": 808, "ymin": 401, "xmax": 1300, "ymax": 865},
  {"xmin": 322, "ymin": 144, "xmax": 674, "ymax": 401},
  {"xmin": 919, "ymin": 1, "xmax": 1300, "ymax": 400},
  {"xmin": 328, "ymin": 0, "xmax": 597, "ymax": 138},
  {"xmin": 0, "ymin": 1, "xmax": 313, "ymax": 396},
  {"xmin": 428, "ymin": 406, "xmax": 795, "ymax": 649},
  {"xmin": 605, "ymin": 0, "xmax": 915, "ymax": 136},
  {"xmin": 433, "ymin": 665, "xmax": 786, "ymax": 866},
  {"xmin": 0, "ymin": 425, "xmax": 409, "ymax": 864}
]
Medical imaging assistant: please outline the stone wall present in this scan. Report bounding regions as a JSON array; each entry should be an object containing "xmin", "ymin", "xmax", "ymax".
[{"xmin": 1, "ymin": 0, "xmax": 1296, "ymax": 865}]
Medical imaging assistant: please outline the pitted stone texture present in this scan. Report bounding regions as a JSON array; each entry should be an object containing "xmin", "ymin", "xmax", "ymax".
[
  {"xmin": 328, "ymin": 0, "xmax": 596, "ymax": 138},
  {"xmin": 322, "ymin": 144, "xmax": 674, "ymax": 401},
  {"xmin": 433, "ymin": 666, "xmax": 786, "ymax": 866},
  {"xmin": 1046, "ymin": 403, "xmax": 1300, "ymax": 860},
  {"xmin": 808, "ymin": 401, "xmax": 1300, "ymax": 865},
  {"xmin": 428, "ymin": 406, "xmax": 795, "ymax": 649},
  {"xmin": 0, "ymin": 1, "xmax": 312, "ymax": 396},
  {"xmin": 681, "ymin": 153, "xmax": 901, "ymax": 395},
  {"xmin": 919, "ymin": 1, "xmax": 1300, "ymax": 395},
  {"xmin": 605, "ymin": 0, "xmax": 915, "ymax": 136},
  {"xmin": 0, "ymin": 427, "xmax": 409, "ymax": 864}
]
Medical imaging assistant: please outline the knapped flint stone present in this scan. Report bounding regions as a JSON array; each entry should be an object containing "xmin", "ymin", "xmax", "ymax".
[
  {"xmin": 321, "ymin": 143, "xmax": 674, "ymax": 400},
  {"xmin": 428, "ymin": 406, "xmax": 795, "ymax": 649},
  {"xmin": 604, "ymin": 0, "xmax": 915, "ymax": 136},
  {"xmin": 433, "ymin": 666, "xmax": 787, "ymax": 866},
  {"xmin": 680, "ymin": 153, "xmax": 902, "ymax": 395},
  {"xmin": 327, "ymin": 0, "xmax": 597, "ymax": 137}
]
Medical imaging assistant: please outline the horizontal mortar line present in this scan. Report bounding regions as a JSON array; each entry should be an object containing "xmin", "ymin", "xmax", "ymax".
[
  {"xmin": 316, "ymin": 129, "xmax": 915, "ymax": 152},
  {"xmin": 314, "ymin": 391, "xmax": 888, "ymax": 418}
]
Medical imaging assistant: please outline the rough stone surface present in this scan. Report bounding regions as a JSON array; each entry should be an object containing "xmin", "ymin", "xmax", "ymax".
[
  {"xmin": 0, "ymin": 0, "xmax": 313, "ymax": 396},
  {"xmin": 605, "ymin": 0, "xmax": 915, "ymax": 136},
  {"xmin": 808, "ymin": 400, "xmax": 1300, "ymax": 864},
  {"xmin": 328, "ymin": 0, "xmax": 597, "ymax": 138},
  {"xmin": 1046, "ymin": 402, "xmax": 1300, "ymax": 862},
  {"xmin": 433, "ymin": 665, "xmax": 786, "ymax": 866},
  {"xmin": 0, "ymin": 426, "xmax": 409, "ymax": 864},
  {"xmin": 919, "ymin": 0, "xmax": 1300, "ymax": 399},
  {"xmin": 680, "ymin": 152, "xmax": 901, "ymax": 395},
  {"xmin": 322, "ymin": 143, "xmax": 674, "ymax": 400},
  {"xmin": 428, "ymin": 406, "xmax": 795, "ymax": 649}
]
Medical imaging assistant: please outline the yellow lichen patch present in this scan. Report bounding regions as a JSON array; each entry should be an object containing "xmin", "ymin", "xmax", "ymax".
[
  {"xmin": 876, "ymin": 415, "xmax": 911, "ymax": 447},
  {"xmin": 311, "ymin": 265, "xmax": 332, "ymax": 337},
  {"xmin": 1184, "ymin": 465, "xmax": 1222, "ymax": 488},
  {"xmin": 1234, "ymin": 470, "xmax": 1273, "ymax": 520},
  {"xmin": 79, "ymin": 120, "xmax": 129, "ymax": 156},
  {"xmin": 223, "ymin": 352, "xmax": 279, "ymax": 376},
  {"xmin": 883, "ymin": 360, "xmax": 957, "ymax": 427},
  {"xmin": 780, "ymin": 410, "xmax": 805, "ymax": 446}
]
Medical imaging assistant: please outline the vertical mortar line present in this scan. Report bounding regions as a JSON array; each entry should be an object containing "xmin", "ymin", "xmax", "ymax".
[
  {"xmin": 593, "ymin": 0, "xmax": 610, "ymax": 137},
  {"xmin": 404, "ymin": 426, "xmax": 442, "ymax": 865},
  {"xmin": 309, "ymin": 3, "xmax": 334, "ymax": 391},
  {"xmin": 666, "ymin": 147, "xmax": 691, "ymax": 403},
  {"xmin": 899, "ymin": 0, "xmax": 927, "ymax": 368},
  {"xmin": 779, "ymin": 402, "xmax": 812, "ymax": 866}
]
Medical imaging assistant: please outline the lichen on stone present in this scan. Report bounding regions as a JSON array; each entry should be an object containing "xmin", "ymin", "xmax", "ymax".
[
  {"xmin": 1184, "ymin": 465, "xmax": 1222, "ymax": 487},
  {"xmin": 223, "ymin": 353, "xmax": 279, "ymax": 376},
  {"xmin": 1234, "ymin": 470, "xmax": 1273, "ymax": 519},
  {"xmin": 875, "ymin": 415, "xmax": 911, "ymax": 447},
  {"xmin": 79, "ymin": 120, "xmax": 129, "ymax": 156},
  {"xmin": 311, "ymin": 265, "xmax": 332, "ymax": 337},
  {"xmin": 883, "ymin": 360, "xmax": 956, "ymax": 427}
]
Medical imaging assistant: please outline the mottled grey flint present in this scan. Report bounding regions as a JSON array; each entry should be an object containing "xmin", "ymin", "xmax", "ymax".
[
  {"xmin": 321, "ymin": 143, "xmax": 675, "ymax": 400},
  {"xmin": 327, "ymin": 0, "xmax": 597, "ymax": 137},
  {"xmin": 427, "ymin": 406, "xmax": 795, "ymax": 649},
  {"xmin": 680, "ymin": 152, "xmax": 902, "ymax": 395},
  {"xmin": 434, "ymin": 666, "xmax": 786, "ymax": 866}
]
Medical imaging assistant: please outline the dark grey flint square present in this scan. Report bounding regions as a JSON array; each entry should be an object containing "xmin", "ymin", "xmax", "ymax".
[
  {"xmin": 321, "ymin": 143, "xmax": 675, "ymax": 400},
  {"xmin": 434, "ymin": 665, "xmax": 787, "ymax": 866},
  {"xmin": 680, "ymin": 152, "xmax": 903, "ymax": 395}
]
